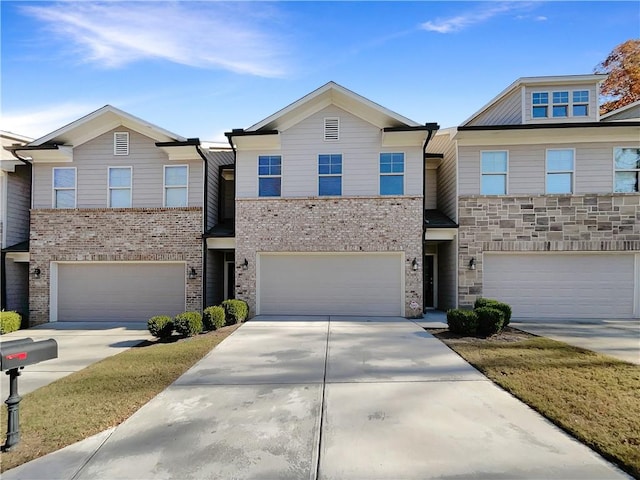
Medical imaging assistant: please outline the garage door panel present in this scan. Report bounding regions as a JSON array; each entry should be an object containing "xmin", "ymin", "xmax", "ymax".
[
  {"xmin": 259, "ymin": 254, "xmax": 402, "ymax": 316},
  {"xmin": 57, "ymin": 263, "xmax": 186, "ymax": 322},
  {"xmin": 484, "ymin": 254, "xmax": 635, "ymax": 319}
]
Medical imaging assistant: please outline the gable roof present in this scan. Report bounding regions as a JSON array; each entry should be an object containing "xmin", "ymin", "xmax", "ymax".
[
  {"xmin": 600, "ymin": 100, "xmax": 640, "ymax": 121},
  {"xmin": 247, "ymin": 81, "xmax": 422, "ymax": 132},
  {"xmin": 29, "ymin": 105, "xmax": 187, "ymax": 148},
  {"xmin": 461, "ymin": 74, "xmax": 607, "ymax": 127}
]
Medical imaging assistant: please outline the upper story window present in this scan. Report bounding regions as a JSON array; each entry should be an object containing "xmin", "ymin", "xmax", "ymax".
[
  {"xmin": 318, "ymin": 154, "xmax": 342, "ymax": 196},
  {"xmin": 380, "ymin": 153, "xmax": 404, "ymax": 195},
  {"xmin": 164, "ymin": 165, "xmax": 188, "ymax": 207},
  {"xmin": 546, "ymin": 149, "xmax": 574, "ymax": 194},
  {"xmin": 324, "ymin": 117, "xmax": 339, "ymax": 141},
  {"xmin": 614, "ymin": 147, "xmax": 640, "ymax": 193},
  {"xmin": 53, "ymin": 167, "xmax": 76, "ymax": 208},
  {"xmin": 114, "ymin": 132, "xmax": 129, "ymax": 156},
  {"xmin": 481, "ymin": 151, "xmax": 508, "ymax": 195},
  {"xmin": 532, "ymin": 92, "xmax": 548, "ymax": 118},
  {"xmin": 552, "ymin": 91, "xmax": 569, "ymax": 117},
  {"xmin": 573, "ymin": 91, "xmax": 589, "ymax": 116},
  {"xmin": 108, "ymin": 167, "xmax": 132, "ymax": 207},
  {"xmin": 258, "ymin": 155, "xmax": 281, "ymax": 197}
]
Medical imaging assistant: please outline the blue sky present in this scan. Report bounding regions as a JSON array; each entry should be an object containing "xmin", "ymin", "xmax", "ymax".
[{"xmin": 2, "ymin": 1, "xmax": 638, "ymax": 143}]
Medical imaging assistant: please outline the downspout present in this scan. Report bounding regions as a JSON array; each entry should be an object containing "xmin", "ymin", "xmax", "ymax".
[
  {"xmin": 194, "ymin": 144, "xmax": 209, "ymax": 312},
  {"xmin": 422, "ymin": 124, "xmax": 439, "ymax": 314}
]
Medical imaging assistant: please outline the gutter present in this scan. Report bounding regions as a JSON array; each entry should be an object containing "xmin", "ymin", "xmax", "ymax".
[{"xmin": 421, "ymin": 123, "xmax": 440, "ymax": 314}]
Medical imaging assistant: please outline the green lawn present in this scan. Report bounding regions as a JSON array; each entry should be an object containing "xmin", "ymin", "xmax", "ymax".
[
  {"xmin": 432, "ymin": 329, "xmax": 640, "ymax": 478},
  {"xmin": 0, "ymin": 325, "xmax": 239, "ymax": 473}
]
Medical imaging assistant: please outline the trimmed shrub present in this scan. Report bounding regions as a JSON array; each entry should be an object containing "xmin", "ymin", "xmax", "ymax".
[
  {"xmin": 222, "ymin": 299, "xmax": 249, "ymax": 324},
  {"xmin": 173, "ymin": 311, "xmax": 203, "ymax": 337},
  {"xmin": 476, "ymin": 307, "xmax": 505, "ymax": 336},
  {"xmin": 147, "ymin": 315, "xmax": 173, "ymax": 339},
  {"xmin": 203, "ymin": 306, "xmax": 226, "ymax": 331},
  {"xmin": 0, "ymin": 311, "xmax": 22, "ymax": 335},
  {"xmin": 474, "ymin": 297, "xmax": 512, "ymax": 327},
  {"xmin": 446, "ymin": 309, "xmax": 478, "ymax": 335}
]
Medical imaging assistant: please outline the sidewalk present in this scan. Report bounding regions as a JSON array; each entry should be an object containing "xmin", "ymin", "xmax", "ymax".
[{"xmin": 3, "ymin": 316, "xmax": 629, "ymax": 479}]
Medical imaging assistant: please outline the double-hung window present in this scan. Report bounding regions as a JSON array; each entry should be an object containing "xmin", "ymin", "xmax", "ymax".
[
  {"xmin": 481, "ymin": 151, "xmax": 508, "ymax": 195},
  {"xmin": 258, "ymin": 155, "xmax": 281, "ymax": 197},
  {"xmin": 546, "ymin": 149, "xmax": 574, "ymax": 194},
  {"xmin": 53, "ymin": 167, "xmax": 76, "ymax": 208},
  {"xmin": 573, "ymin": 90, "xmax": 589, "ymax": 116},
  {"xmin": 164, "ymin": 165, "xmax": 188, "ymax": 207},
  {"xmin": 552, "ymin": 91, "xmax": 569, "ymax": 117},
  {"xmin": 108, "ymin": 167, "xmax": 132, "ymax": 207},
  {"xmin": 318, "ymin": 154, "xmax": 342, "ymax": 195},
  {"xmin": 380, "ymin": 153, "xmax": 404, "ymax": 195},
  {"xmin": 532, "ymin": 92, "xmax": 548, "ymax": 118},
  {"xmin": 614, "ymin": 148, "xmax": 640, "ymax": 193}
]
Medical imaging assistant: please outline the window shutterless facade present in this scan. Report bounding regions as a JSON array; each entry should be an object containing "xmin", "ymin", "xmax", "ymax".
[
  {"xmin": 258, "ymin": 155, "xmax": 281, "ymax": 197},
  {"xmin": 53, "ymin": 167, "xmax": 76, "ymax": 208},
  {"xmin": 318, "ymin": 154, "xmax": 342, "ymax": 196},
  {"xmin": 572, "ymin": 90, "xmax": 589, "ymax": 116},
  {"xmin": 164, "ymin": 165, "xmax": 188, "ymax": 207},
  {"xmin": 108, "ymin": 166, "xmax": 132, "ymax": 207},
  {"xmin": 532, "ymin": 90, "xmax": 590, "ymax": 119},
  {"xmin": 532, "ymin": 92, "xmax": 548, "ymax": 118},
  {"xmin": 614, "ymin": 147, "xmax": 640, "ymax": 193},
  {"xmin": 481, "ymin": 151, "xmax": 508, "ymax": 195},
  {"xmin": 552, "ymin": 91, "xmax": 569, "ymax": 117},
  {"xmin": 379, "ymin": 153, "xmax": 404, "ymax": 195},
  {"xmin": 546, "ymin": 149, "xmax": 574, "ymax": 194}
]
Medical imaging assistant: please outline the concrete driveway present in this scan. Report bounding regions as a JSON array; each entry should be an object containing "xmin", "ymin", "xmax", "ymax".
[
  {"xmin": 3, "ymin": 316, "xmax": 629, "ymax": 480},
  {"xmin": 512, "ymin": 318, "xmax": 640, "ymax": 365},
  {"xmin": 1, "ymin": 322, "xmax": 153, "ymax": 395}
]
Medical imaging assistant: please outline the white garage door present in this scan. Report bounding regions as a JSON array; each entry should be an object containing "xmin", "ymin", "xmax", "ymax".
[
  {"xmin": 258, "ymin": 253, "xmax": 403, "ymax": 316},
  {"xmin": 56, "ymin": 263, "xmax": 186, "ymax": 322},
  {"xmin": 483, "ymin": 253, "xmax": 638, "ymax": 319}
]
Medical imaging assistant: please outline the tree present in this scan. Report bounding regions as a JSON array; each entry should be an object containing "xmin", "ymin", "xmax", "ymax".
[{"xmin": 595, "ymin": 39, "xmax": 640, "ymax": 114}]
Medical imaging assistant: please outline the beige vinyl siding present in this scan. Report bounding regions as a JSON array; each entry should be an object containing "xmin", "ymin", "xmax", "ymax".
[
  {"xmin": 205, "ymin": 150, "xmax": 234, "ymax": 230},
  {"xmin": 429, "ymin": 132, "xmax": 458, "ymax": 221},
  {"xmin": 459, "ymin": 141, "xmax": 640, "ymax": 195},
  {"xmin": 236, "ymin": 105, "xmax": 423, "ymax": 198},
  {"xmin": 425, "ymin": 170, "xmax": 437, "ymax": 209},
  {"xmin": 524, "ymin": 84, "xmax": 599, "ymax": 123},
  {"xmin": 5, "ymin": 163, "xmax": 31, "ymax": 246},
  {"xmin": 33, "ymin": 127, "xmax": 203, "ymax": 209},
  {"xmin": 4, "ymin": 259, "xmax": 28, "ymax": 316},
  {"xmin": 437, "ymin": 240, "xmax": 457, "ymax": 310},
  {"xmin": 467, "ymin": 89, "xmax": 522, "ymax": 126}
]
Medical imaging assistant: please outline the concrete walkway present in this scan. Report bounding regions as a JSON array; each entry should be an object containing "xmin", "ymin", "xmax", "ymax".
[
  {"xmin": 3, "ymin": 316, "xmax": 629, "ymax": 479},
  {"xmin": 1, "ymin": 322, "xmax": 152, "ymax": 395}
]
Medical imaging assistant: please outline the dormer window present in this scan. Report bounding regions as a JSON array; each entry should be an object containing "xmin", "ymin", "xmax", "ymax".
[
  {"xmin": 324, "ymin": 117, "xmax": 339, "ymax": 141},
  {"xmin": 552, "ymin": 91, "xmax": 569, "ymax": 117},
  {"xmin": 114, "ymin": 132, "xmax": 129, "ymax": 155},
  {"xmin": 532, "ymin": 93, "xmax": 548, "ymax": 118},
  {"xmin": 532, "ymin": 90, "xmax": 590, "ymax": 119},
  {"xmin": 572, "ymin": 91, "xmax": 589, "ymax": 116}
]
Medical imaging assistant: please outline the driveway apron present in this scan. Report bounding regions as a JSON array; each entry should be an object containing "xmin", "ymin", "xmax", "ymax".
[{"xmin": 3, "ymin": 316, "xmax": 629, "ymax": 480}]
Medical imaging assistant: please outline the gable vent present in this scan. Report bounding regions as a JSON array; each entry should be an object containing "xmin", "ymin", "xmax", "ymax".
[
  {"xmin": 324, "ymin": 117, "xmax": 339, "ymax": 141},
  {"xmin": 114, "ymin": 132, "xmax": 129, "ymax": 156}
]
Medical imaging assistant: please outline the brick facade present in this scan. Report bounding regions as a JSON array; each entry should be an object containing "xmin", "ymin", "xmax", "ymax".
[
  {"xmin": 458, "ymin": 194, "xmax": 640, "ymax": 307},
  {"xmin": 29, "ymin": 208, "xmax": 203, "ymax": 325},
  {"xmin": 235, "ymin": 196, "xmax": 423, "ymax": 316}
]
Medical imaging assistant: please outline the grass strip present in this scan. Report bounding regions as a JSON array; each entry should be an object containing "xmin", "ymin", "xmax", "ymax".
[
  {"xmin": 0, "ymin": 325, "xmax": 239, "ymax": 472},
  {"xmin": 434, "ymin": 332, "xmax": 640, "ymax": 478}
]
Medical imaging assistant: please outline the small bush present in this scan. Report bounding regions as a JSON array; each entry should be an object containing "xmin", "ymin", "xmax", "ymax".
[
  {"xmin": 474, "ymin": 298, "xmax": 512, "ymax": 327},
  {"xmin": 173, "ymin": 311, "xmax": 203, "ymax": 337},
  {"xmin": 0, "ymin": 311, "xmax": 22, "ymax": 335},
  {"xmin": 222, "ymin": 299, "xmax": 249, "ymax": 324},
  {"xmin": 203, "ymin": 306, "xmax": 226, "ymax": 331},
  {"xmin": 476, "ymin": 307, "xmax": 505, "ymax": 336},
  {"xmin": 446, "ymin": 309, "xmax": 478, "ymax": 335},
  {"xmin": 147, "ymin": 315, "xmax": 173, "ymax": 339}
]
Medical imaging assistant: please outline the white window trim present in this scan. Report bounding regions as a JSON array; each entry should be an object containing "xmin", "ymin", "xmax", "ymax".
[
  {"xmin": 257, "ymin": 155, "xmax": 282, "ymax": 197},
  {"xmin": 531, "ymin": 91, "xmax": 549, "ymax": 118},
  {"xmin": 532, "ymin": 90, "xmax": 591, "ymax": 119},
  {"xmin": 379, "ymin": 151, "xmax": 406, "ymax": 196},
  {"xmin": 324, "ymin": 117, "xmax": 340, "ymax": 142},
  {"xmin": 551, "ymin": 90, "xmax": 569, "ymax": 118},
  {"xmin": 52, "ymin": 167, "xmax": 77, "ymax": 208},
  {"xmin": 107, "ymin": 166, "xmax": 133, "ymax": 208},
  {"xmin": 613, "ymin": 146, "xmax": 640, "ymax": 193},
  {"xmin": 545, "ymin": 148, "xmax": 575, "ymax": 194},
  {"xmin": 318, "ymin": 153, "xmax": 343, "ymax": 196},
  {"xmin": 480, "ymin": 150, "xmax": 509, "ymax": 195},
  {"xmin": 163, "ymin": 165, "xmax": 189, "ymax": 207},
  {"xmin": 114, "ymin": 132, "xmax": 130, "ymax": 156}
]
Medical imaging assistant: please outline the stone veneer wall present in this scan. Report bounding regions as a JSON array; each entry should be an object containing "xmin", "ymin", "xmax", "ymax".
[
  {"xmin": 457, "ymin": 194, "xmax": 640, "ymax": 307},
  {"xmin": 235, "ymin": 196, "xmax": 423, "ymax": 316},
  {"xmin": 29, "ymin": 208, "xmax": 203, "ymax": 325}
]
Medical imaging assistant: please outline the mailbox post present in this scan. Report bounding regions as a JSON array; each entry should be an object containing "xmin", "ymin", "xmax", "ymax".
[{"xmin": 0, "ymin": 337, "xmax": 58, "ymax": 451}]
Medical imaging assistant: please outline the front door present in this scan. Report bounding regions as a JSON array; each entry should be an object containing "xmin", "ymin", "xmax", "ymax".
[
  {"xmin": 424, "ymin": 255, "xmax": 435, "ymax": 308},
  {"xmin": 224, "ymin": 261, "xmax": 235, "ymax": 300}
]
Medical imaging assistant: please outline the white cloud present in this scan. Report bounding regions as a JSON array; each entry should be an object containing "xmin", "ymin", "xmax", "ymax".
[
  {"xmin": 1, "ymin": 103, "xmax": 98, "ymax": 139},
  {"xmin": 22, "ymin": 2, "xmax": 290, "ymax": 77},
  {"xmin": 421, "ymin": 2, "xmax": 535, "ymax": 33}
]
